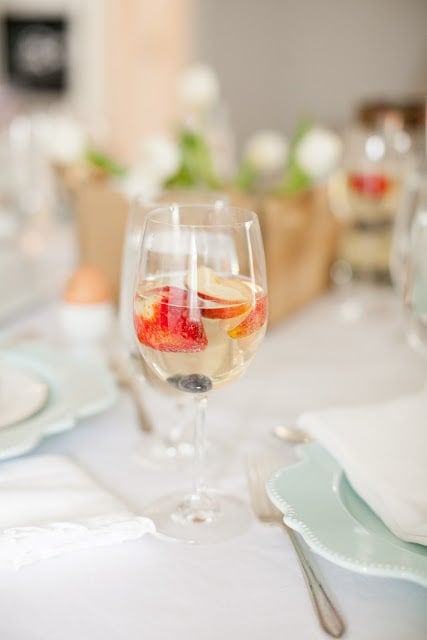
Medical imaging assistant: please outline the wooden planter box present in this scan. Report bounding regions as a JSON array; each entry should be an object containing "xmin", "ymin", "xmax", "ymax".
[
  {"xmin": 74, "ymin": 180, "xmax": 129, "ymax": 303},
  {"xmin": 71, "ymin": 181, "xmax": 339, "ymax": 326},
  {"xmin": 229, "ymin": 188, "xmax": 340, "ymax": 326}
]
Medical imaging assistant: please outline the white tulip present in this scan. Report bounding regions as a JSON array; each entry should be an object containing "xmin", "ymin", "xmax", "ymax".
[
  {"xmin": 138, "ymin": 136, "xmax": 180, "ymax": 182},
  {"xmin": 244, "ymin": 130, "xmax": 288, "ymax": 173},
  {"xmin": 178, "ymin": 63, "xmax": 220, "ymax": 110},
  {"xmin": 295, "ymin": 126, "xmax": 342, "ymax": 181}
]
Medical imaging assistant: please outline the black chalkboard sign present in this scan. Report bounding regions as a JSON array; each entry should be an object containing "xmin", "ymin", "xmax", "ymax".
[{"xmin": 2, "ymin": 15, "xmax": 68, "ymax": 92}]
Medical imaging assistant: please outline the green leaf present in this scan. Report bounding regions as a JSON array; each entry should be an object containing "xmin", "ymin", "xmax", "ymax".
[
  {"xmin": 165, "ymin": 165, "xmax": 195, "ymax": 188},
  {"xmin": 277, "ymin": 116, "xmax": 313, "ymax": 195},
  {"xmin": 277, "ymin": 162, "xmax": 311, "ymax": 195},
  {"xmin": 234, "ymin": 160, "xmax": 258, "ymax": 191},
  {"xmin": 288, "ymin": 116, "xmax": 313, "ymax": 162},
  {"xmin": 85, "ymin": 148, "xmax": 126, "ymax": 177},
  {"xmin": 165, "ymin": 129, "xmax": 220, "ymax": 189}
]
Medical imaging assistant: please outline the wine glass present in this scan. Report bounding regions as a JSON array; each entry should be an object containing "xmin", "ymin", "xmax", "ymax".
[
  {"xmin": 328, "ymin": 116, "xmax": 413, "ymax": 321},
  {"xmin": 133, "ymin": 204, "xmax": 267, "ymax": 542},
  {"xmin": 401, "ymin": 170, "xmax": 427, "ymax": 354},
  {"xmin": 119, "ymin": 190, "xmax": 229, "ymax": 467},
  {"xmin": 390, "ymin": 160, "xmax": 427, "ymax": 296}
]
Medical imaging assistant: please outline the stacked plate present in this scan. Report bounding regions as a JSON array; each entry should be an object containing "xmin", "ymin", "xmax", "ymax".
[
  {"xmin": 0, "ymin": 344, "xmax": 117, "ymax": 460},
  {"xmin": 267, "ymin": 443, "xmax": 427, "ymax": 588}
]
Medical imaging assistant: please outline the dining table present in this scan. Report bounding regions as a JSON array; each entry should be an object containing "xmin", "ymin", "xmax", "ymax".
[{"xmin": 0, "ymin": 280, "xmax": 426, "ymax": 640}]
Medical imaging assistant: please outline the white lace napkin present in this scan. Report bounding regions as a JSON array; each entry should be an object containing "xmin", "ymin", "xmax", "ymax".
[
  {"xmin": 0, "ymin": 455, "xmax": 155, "ymax": 569},
  {"xmin": 298, "ymin": 387, "xmax": 427, "ymax": 545}
]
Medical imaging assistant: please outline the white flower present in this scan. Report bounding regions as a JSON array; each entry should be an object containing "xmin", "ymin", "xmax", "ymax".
[
  {"xmin": 117, "ymin": 169, "xmax": 160, "ymax": 201},
  {"xmin": 178, "ymin": 63, "xmax": 220, "ymax": 110},
  {"xmin": 295, "ymin": 126, "xmax": 342, "ymax": 181},
  {"xmin": 118, "ymin": 136, "xmax": 180, "ymax": 200},
  {"xmin": 138, "ymin": 135, "xmax": 180, "ymax": 183},
  {"xmin": 36, "ymin": 114, "xmax": 87, "ymax": 164},
  {"xmin": 244, "ymin": 130, "xmax": 288, "ymax": 173}
]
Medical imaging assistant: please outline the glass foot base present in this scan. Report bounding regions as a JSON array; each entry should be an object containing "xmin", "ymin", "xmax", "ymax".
[{"xmin": 144, "ymin": 490, "xmax": 251, "ymax": 544}]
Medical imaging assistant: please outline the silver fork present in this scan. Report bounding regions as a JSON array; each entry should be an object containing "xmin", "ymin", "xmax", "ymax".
[
  {"xmin": 109, "ymin": 354, "xmax": 154, "ymax": 434},
  {"xmin": 246, "ymin": 456, "xmax": 345, "ymax": 638}
]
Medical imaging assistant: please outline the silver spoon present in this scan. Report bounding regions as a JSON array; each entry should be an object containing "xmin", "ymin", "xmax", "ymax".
[{"xmin": 273, "ymin": 424, "xmax": 313, "ymax": 444}]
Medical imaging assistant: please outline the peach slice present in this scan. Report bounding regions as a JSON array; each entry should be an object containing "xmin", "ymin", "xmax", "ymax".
[
  {"xmin": 228, "ymin": 293, "xmax": 267, "ymax": 338},
  {"xmin": 194, "ymin": 266, "xmax": 252, "ymax": 320}
]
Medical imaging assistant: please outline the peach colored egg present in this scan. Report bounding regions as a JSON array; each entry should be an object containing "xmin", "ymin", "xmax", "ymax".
[{"xmin": 64, "ymin": 266, "xmax": 112, "ymax": 304}]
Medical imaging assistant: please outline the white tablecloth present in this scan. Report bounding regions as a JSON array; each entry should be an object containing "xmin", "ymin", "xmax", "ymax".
[{"xmin": 1, "ymin": 289, "xmax": 426, "ymax": 640}]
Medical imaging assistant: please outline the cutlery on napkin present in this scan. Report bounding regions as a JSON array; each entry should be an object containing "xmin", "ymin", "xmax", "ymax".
[
  {"xmin": 297, "ymin": 386, "xmax": 427, "ymax": 545},
  {"xmin": 0, "ymin": 455, "xmax": 154, "ymax": 569}
]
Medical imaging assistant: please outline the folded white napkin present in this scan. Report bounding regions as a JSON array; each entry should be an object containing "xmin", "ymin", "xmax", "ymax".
[
  {"xmin": 298, "ymin": 387, "xmax": 427, "ymax": 545},
  {"xmin": 0, "ymin": 455, "xmax": 155, "ymax": 569}
]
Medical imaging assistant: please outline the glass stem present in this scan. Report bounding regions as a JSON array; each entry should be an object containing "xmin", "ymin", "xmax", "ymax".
[{"xmin": 192, "ymin": 394, "xmax": 208, "ymax": 497}]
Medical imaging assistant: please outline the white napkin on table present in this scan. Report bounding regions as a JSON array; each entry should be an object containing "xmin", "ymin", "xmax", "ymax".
[
  {"xmin": 0, "ymin": 455, "xmax": 155, "ymax": 569},
  {"xmin": 298, "ymin": 386, "xmax": 427, "ymax": 545}
]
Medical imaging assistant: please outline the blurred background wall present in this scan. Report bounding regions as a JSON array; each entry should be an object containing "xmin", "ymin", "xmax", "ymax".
[
  {"xmin": 0, "ymin": 0, "xmax": 425, "ymax": 324},
  {"xmin": 195, "ymin": 0, "xmax": 427, "ymax": 149},
  {"xmin": 0, "ymin": 0, "xmax": 425, "ymax": 158},
  {"xmin": 0, "ymin": 0, "xmax": 193, "ymax": 162}
]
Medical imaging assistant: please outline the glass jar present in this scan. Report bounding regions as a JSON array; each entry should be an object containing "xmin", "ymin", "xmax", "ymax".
[
  {"xmin": 331, "ymin": 105, "xmax": 417, "ymax": 284},
  {"xmin": 404, "ymin": 188, "xmax": 427, "ymax": 353}
]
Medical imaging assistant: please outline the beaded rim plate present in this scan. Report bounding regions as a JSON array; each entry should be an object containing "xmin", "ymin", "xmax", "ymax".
[{"xmin": 266, "ymin": 443, "xmax": 427, "ymax": 587}]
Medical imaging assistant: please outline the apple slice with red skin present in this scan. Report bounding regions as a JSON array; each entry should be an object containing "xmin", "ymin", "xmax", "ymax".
[
  {"xmin": 134, "ymin": 285, "xmax": 207, "ymax": 352},
  {"xmin": 228, "ymin": 293, "xmax": 267, "ymax": 338},
  {"xmin": 194, "ymin": 266, "xmax": 252, "ymax": 319}
]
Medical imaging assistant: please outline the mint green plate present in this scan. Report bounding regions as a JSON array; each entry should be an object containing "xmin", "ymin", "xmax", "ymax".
[
  {"xmin": 0, "ymin": 344, "xmax": 117, "ymax": 460},
  {"xmin": 267, "ymin": 443, "xmax": 427, "ymax": 587}
]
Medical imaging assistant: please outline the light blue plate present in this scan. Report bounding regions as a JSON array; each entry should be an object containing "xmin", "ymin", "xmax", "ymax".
[
  {"xmin": 267, "ymin": 443, "xmax": 427, "ymax": 588},
  {"xmin": 0, "ymin": 344, "xmax": 118, "ymax": 460}
]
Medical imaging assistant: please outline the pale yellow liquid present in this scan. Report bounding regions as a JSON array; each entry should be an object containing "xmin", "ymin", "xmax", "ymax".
[{"xmin": 135, "ymin": 280, "xmax": 267, "ymax": 390}]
